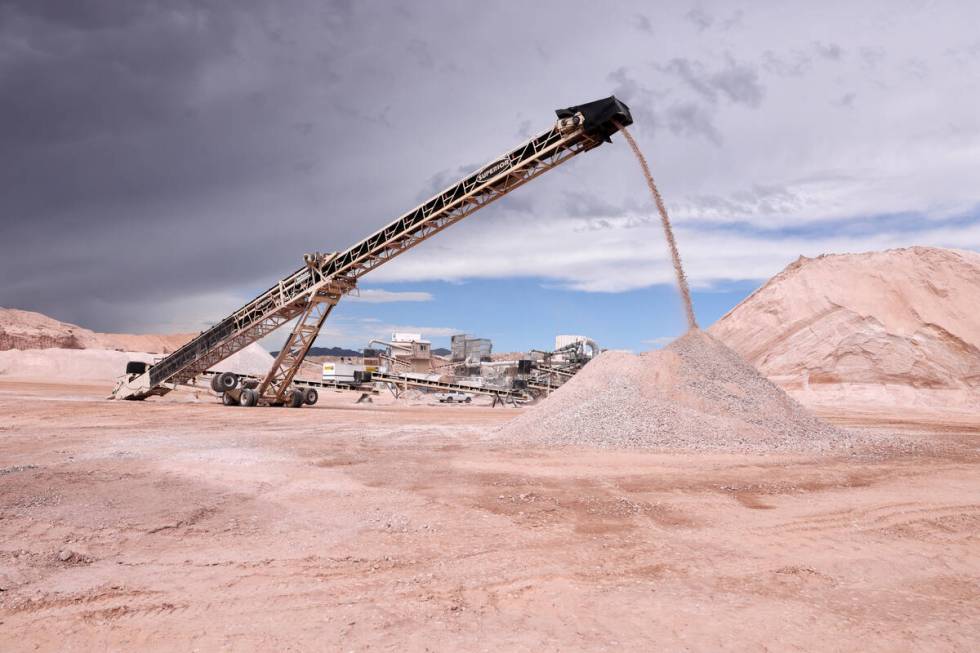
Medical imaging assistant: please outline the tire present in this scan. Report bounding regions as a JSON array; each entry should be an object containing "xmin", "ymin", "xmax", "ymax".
[
  {"xmin": 125, "ymin": 361, "xmax": 148, "ymax": 375},
  {"xmin": 288, "ymin": 388, "xmax": 305, "ymax": 408},
  {"xmin": 218, "ymin": 372, "xmax": 239, "ymax": 391},
  {"xmin": 445, "ymin": 397, "xmax": 453, "ymax": 403},
  {"xmin": 304, "ymin": 388, "xmax": 318, "ymax": 406},
  {"xmin": 222, "ymin": 392, "xmax": 238, "ymax": 406},
  {"xmin": 239, "ymin": 388, "xmax": 258, "ymax": 407},
  {"xmin": 465, "ymin": 397, "xmax": 471, "ymax": 403},
  {"xmin": 210, "ymin": 374, "xmax": 225, "ymax": 393}
]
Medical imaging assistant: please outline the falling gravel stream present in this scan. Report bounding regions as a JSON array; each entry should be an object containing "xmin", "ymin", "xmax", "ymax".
[{"xmin": 614, "ymin": 121, "xmax": 698, "ymax": 331}]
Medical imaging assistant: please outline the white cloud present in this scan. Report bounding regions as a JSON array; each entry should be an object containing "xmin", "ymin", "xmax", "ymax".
[
  {"xmin": 346, "ymin": 289, "xmax": 434, "ymax": 303},
  {"xmin": 359, "ymin": 0, "xmax": 980, "ymax": 293},
  {"xmin": 256, "ymin": 315, "xmax": 459, "ymax": 351},
  {"xmin": 641, "ymin": 335, "xmax": 679, "ymax": 348},
  {"xmin": 384, "ymin": 325, "xmax": 460, "ymax": 338},
  {"xmin": 371, "ymin": 211, "xmax": 980, "ymax": 293}
]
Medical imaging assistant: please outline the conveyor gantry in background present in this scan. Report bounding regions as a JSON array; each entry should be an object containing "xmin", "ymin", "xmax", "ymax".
[
  {"xmin": 112, "ymin": 96, "xmax": 633, "ymax": 404},
  {"xmin": 196, "ymin": 369, "xmax": 530, "ymax": 404}
]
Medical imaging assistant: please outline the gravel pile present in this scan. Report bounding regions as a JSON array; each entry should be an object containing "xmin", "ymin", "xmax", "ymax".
[{"xmin": 500, "ymin": 330, "xmax": 860, "ymax": 453}]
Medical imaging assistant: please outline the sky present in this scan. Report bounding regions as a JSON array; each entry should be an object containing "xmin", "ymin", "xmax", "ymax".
[{"xmin": 2, "ymin": 0, "xmax": 978, "ymax": 353}]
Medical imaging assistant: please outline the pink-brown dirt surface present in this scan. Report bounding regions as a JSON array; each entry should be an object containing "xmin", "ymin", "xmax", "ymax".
[
  {"xmin": 0, "ymin": 380, "xmax": 977, "ymax": 652},
  {"xmin": 1, "ymin": 262, "xmax": 978, "ymax": 651}
]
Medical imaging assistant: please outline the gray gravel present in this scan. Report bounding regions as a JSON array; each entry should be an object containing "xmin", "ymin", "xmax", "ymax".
[{"xmin": 500, "ymin": 330, "xmax": 878, "ymax": 454}]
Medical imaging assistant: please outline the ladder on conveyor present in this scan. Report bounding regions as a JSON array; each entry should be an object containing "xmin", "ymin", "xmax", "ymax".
[{"xmin": 112, "ymin": 97, "xmax": 632, "ymax": 406}]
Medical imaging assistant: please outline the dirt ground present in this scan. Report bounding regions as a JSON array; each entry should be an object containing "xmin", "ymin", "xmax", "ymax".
[{"xmin": 1, "ymin": 380, "xmax": 978, "ymax": 651}]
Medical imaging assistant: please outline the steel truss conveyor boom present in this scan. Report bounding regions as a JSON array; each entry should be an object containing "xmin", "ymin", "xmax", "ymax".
[{"xmin": 112, "ymin": 96, "xmax": 633, "ymax": 403}]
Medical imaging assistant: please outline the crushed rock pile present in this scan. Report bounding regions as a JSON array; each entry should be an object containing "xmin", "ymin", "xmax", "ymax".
[{"xmin": 501, "ymin": 330, "xmax": 856, "ymax": 453}]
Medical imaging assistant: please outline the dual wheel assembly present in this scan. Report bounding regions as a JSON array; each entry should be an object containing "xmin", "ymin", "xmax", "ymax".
[{"xmin": 210, "ymin": 372, "xmax": 318, "ymax": 408}]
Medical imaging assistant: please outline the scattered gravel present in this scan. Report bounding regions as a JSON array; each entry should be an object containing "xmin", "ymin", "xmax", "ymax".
[
  {"xmin": 500, "ymin": 330, "xmax": 871, "ymax": 454},
  {"xmin": 0, "ymin": 465, "xmax": 39, "ymax": 477}
]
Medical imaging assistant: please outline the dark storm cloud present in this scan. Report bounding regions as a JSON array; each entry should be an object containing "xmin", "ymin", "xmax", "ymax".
[
  {"xmin": 664, "ymin": 102, "xmax": 721, "ymax": 144},
  {"xmin": 0, "ymin": 0, "xmax": 374, "ymax": 329},
  {"xmin": 0, "ymin": 1, "xmax": 257, "ymax": 153},
  {"xmin": 812, "ymin": 41, "xmax": 844, "ymax": 61},
  {"xmin": 685, "ymin": 7, "xmax": 713, "ymax": 32},
  {"xmin": 406, "ymin": 40, "xmax": 435, "ymax": 69},
  {"xmin": 5, "ymin": 0, "xmax": 788, "ymax": 333},
  {"xmin": 562, "ymin": 190, "xmax": 624, "ymax": 218},
  {"xmin": 608, "ymin": 54, "xmax": 765, "ymax": 147},
  {"xmin": 761, "ymin": 49, "xmax": 812, "ymax": 77},
  {"xmin": 683, "ymin": 5, "xmax": 743, "ymax": 33},
  {"xmin": 606, "ymin": 67, "xmax": 660, "ymax": 128},
  {"xmin": 3, "ymin": 0, "xmax": 664, "ymax": 331},
  {"xmin": 631, "ymin": 13, "xmax": 652, "ymax": 34},
  {"xmin": 660, "ymin": 57, "xmax": 765, "ymax": 107}
]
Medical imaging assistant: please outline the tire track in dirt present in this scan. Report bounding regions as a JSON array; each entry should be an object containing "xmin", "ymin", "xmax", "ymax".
[{"xmin": 756, "ymin": 502, "xmax": 980, "ymax": 538}]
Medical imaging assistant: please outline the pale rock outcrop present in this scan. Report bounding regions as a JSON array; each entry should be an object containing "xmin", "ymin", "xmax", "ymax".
[
  {"xmin": 0, "ymin": 308, "xmax": 274, "ymax": 383},
  {"xmin": 0, "ymin": 308, "xmax": 193, "ymax": 353},
  {"xmin": 709, "ymin": 247, "xmax": 980, "ymax": 415}
]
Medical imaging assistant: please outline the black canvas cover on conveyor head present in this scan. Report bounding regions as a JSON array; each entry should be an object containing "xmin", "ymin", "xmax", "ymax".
[{"xmin": 555, "ymin": 95, "xmax": 633, "ymax": 141}]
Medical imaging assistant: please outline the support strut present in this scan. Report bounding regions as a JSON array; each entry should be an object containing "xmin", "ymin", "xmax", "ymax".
[{"xmin": 256, "ymin": 277, "xmax": 352, "ymax": 404}]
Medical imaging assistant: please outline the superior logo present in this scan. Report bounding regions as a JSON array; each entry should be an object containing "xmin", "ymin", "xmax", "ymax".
[{"xmin": 475, "ymin": 157, "xmax": 511, "ymax": 183}]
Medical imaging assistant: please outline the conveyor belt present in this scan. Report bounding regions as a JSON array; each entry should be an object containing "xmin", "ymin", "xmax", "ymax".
[
  {"xmin": 198, "ymin": 369, "xmax": 529, "ymax": 403},
  {"xmin": 113, "ymin": 96, "xmax": 632, "ymax": 401}
]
